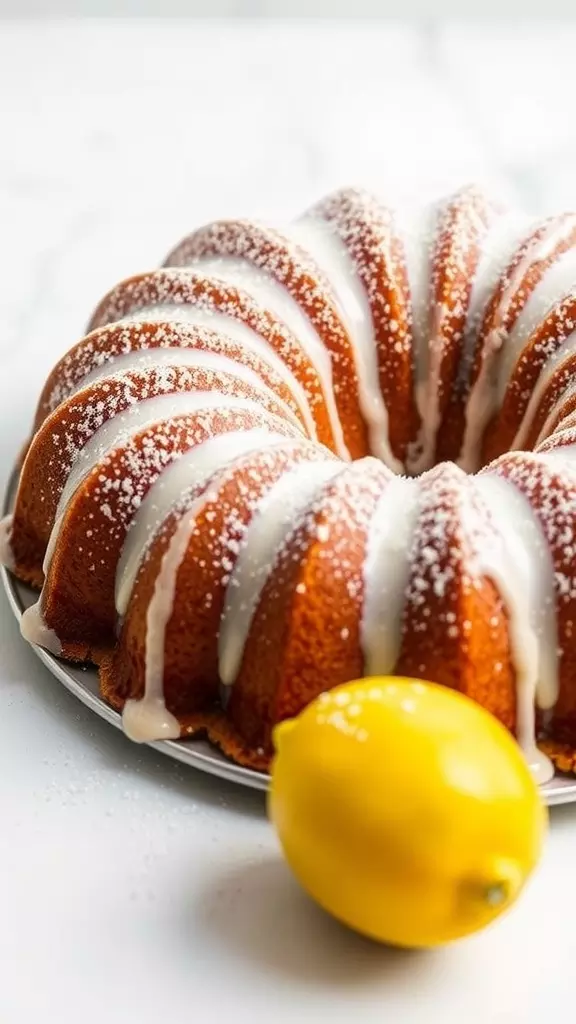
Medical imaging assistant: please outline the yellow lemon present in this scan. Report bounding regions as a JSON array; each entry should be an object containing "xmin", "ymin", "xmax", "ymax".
[{"xmin": 269, "ymin": 677, "xmax": 547, "ymax": 948}]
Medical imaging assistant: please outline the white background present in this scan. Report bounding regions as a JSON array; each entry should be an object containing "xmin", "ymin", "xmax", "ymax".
[
  {"xmin": 1, "ymin": 16, "xmax": 576, "ymax": 1023},
  {"xmin": 2, "ymin": 2, "xmax": 575, "ymax": 15},
  {"xmin": 1, "ymin": 2, "xmax": 569, "ymax": 14}
]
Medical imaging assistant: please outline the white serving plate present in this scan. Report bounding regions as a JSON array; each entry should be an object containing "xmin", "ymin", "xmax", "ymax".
[{"xmin": 3, "ymin": 474, "xmax": 576, "ymax": 804}]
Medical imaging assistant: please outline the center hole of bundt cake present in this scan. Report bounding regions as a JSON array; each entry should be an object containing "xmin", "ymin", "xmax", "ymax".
[
  {"xmin": 400, "ymin": 443, "xmax": 469, "ymax": 481},
  {"xmin": 402, "ymin": 451, "xmax": 474, "ymax": 478},
  {"xmin": 398, "ymin": 390, "xmax": 489, "ymax": 478}
]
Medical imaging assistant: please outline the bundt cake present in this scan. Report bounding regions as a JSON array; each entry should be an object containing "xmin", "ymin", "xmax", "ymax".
[{"xmin": 4, "ymin": 183, "xmax": 576, "ymax": 782}]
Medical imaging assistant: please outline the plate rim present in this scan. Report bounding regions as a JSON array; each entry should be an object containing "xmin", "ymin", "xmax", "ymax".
[
  {"xmin": 3, "ymin": 470, "xmax": 576, "ymax": 805},
  {"xmin": 1, "ymin": 469, "xmax": 269, "ymax": 792}
]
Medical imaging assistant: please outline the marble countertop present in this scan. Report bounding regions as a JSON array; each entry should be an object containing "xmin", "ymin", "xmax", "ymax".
[{"xmin": 1, "ymin": 20, "xmax": 576, "ymax": 1022}]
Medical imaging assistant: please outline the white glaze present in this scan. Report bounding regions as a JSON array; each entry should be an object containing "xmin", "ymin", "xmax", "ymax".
[
  {"xmin": 458, "ymin": 328, "xmax": 506, "ymax": 473},
  {"xmin": 459, "ymin": 216, "xmax": 576, "ymax": 471},
  {"xmin": 511, "ymin": 330, "xmax": 576, "ymax": 451},
  {"xmin": 181, "ymin": 256, "xmax": 350, "ymax": 460},
  {"xmin": 290, "ymin": 216, "xmax": 403, "ymax": 472},
  {"xmin": 43, "ymin": 391, "xmax": 280, "ymax": 574},
  {"xmin": 20, "ymin": 599, "xmax": 62, "ymax": 656},
  {"xmin": 218, "ymin": 460, "xmax": 343, "ymax": 686},
  {"xmin": 396, "ymin": 200, "xmax": 446, "ymax": 474},
  {"xmin": 475, "ymin": 470, "xmax": 557, "ymax": 783},
  {"xmin": 405, "ymin": 195, "xmax": 501, "ymax": 475},
  {"xmin": 121, "ymin": 693, "xmax": 181, "ymax": 744},
  {"xmin": 464, "ymin": 211, "xmax": 531, "ymax": 343},
  {"xmin": 496, "ymin": 246, "xmax": 576, "ymax": 402},
  {"xmin": 75, "ymin": 346, "xmax": 304, "ymax": 435},
  {"xmin": 121, "ymin": 301, "xmax": 318, "ymax": 439},
  {"xmin": 408, "ymin": 301, "xmax": 448, "ymax": 476},
  {"xmin": 452, "ymin": 213, "xmax": 530, "ymax": 470},
  {"xmin": 361, "ymin": 476, "xmax": 419, "ymax": 674},
  {"xmin": 494, "ymin": 217, "xmax": 576, "ymax": 344},
  {"xmin": 395, "ymin": 200, "xmax": 440, "ymax": 388},
  {"xmin": 115, "ymin": 429, "xmax": 292, "ymax": 616},
  {"xmin": 121, "ymin": 475, "xmax": 225, "ymax": 745}
]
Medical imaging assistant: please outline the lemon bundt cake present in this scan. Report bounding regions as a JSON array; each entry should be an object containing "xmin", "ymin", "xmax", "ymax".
[{"xmin": 3, "ymin": 184, "xmax": 576, "ymax": 781}]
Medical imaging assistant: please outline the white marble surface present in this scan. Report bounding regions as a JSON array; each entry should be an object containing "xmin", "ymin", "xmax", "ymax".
[{"xmin": 1, "ymin": 20, "xmax": 576, "ymax": 1022}]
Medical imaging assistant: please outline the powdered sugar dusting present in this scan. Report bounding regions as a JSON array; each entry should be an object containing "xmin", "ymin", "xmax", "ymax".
[{"xmin": 12, "ymin": 183, "xmax": 576, "ymax": 770}]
